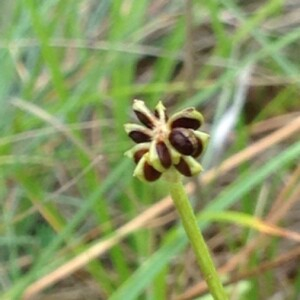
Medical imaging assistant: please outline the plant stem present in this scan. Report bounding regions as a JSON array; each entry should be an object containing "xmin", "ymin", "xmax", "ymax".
[{"xmin": 166, "ymin": 171, "xmax": 228, "ymax": 300}]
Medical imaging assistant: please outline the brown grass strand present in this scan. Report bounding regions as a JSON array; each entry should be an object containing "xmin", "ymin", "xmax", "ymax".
[
  {"xmin": 177, "ymin": 246, "xmax": 300, "ymax": 300},
  {"xmin": 178, "ymin": 165, "xmax": 300, "ymax": 299}
]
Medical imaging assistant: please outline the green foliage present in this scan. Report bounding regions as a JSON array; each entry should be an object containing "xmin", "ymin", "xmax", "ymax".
[{"xmin": 1, "ymin": 1, "xmax": 299, "ymax": 299}]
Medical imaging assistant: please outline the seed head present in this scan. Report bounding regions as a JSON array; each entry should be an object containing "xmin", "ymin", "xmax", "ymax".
[{"xmin": 124, "ymin": 100, "xmax": 209, "ymax": 182}]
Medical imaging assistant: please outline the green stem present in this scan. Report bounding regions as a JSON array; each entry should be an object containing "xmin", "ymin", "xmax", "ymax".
[{"xmin": 166, "ymin": 171, "xmax": 228, "ymax": 300}]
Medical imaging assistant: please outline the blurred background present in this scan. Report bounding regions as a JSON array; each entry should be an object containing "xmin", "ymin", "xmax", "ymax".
[{"xmin": 1, "ymin": 0, "xmax": 300, "ymax": 299}]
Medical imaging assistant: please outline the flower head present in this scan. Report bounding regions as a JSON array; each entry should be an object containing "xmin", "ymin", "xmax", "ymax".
[{"xmin": 125, "ymin": 100, "xmax": 209, "ymax": 182}]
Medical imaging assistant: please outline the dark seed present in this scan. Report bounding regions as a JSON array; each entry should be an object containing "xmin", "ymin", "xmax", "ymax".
[
  {"xmin": 175, "ymin": 157, "xmax": 192, "ymax": 176},
  {"xmin": 134, "ymin": 110, "xmax": 154, "ymax": 129},
  {"xmin": 169, "ymin": 128, "xmax": 195, "ymax": 155},
  {"xmin": 191, "ymin": 138, "xmax": 203, "ymax": 158},
  {"xmin": 171, "ymin": 117, "xmax": 201, "ymax": 130},
  {"xmin": 144, "ymin": 162, "xmax": 161, "ymax": 181},
  {"xmin": 134, "ymin": 149, "xmax": 148, "ymax": 164},
  {"xmin": 129, "ymin": 131, "xmax": 152, "ymax": 143},
  {"xmin": 156, "ymin": 141, "xmax": 171, "ymax": 168}
]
